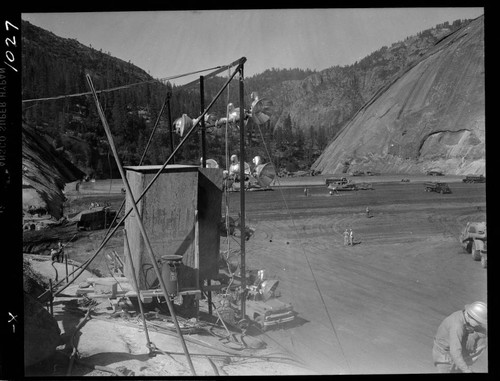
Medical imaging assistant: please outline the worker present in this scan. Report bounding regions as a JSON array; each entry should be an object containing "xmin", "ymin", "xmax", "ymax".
[
  {"xmin": 366, "ymin": 206, "xmax": 371, "ymax": 218},
  {"xmin": 432, "ymin": 301, "xmax": 487, "ymax": 373},
  {"xmin": 343, "ymin": 229, "xmax": 349, "ymax": 246},
  {"xmin": 229, "ymin": 154, "xmax": 239, "ymax": 177},
  {"xmin": 349, "ymin": 229, "xmax": 354, "ymax": 245},
  {"xmin": 51, "ymin": 241, "xmax": 64, "ymax": 263}
]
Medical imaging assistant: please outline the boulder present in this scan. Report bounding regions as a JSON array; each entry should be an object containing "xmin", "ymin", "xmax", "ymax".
[{"xmin": 24, "ymin": 292, "xmax": 61, "ymax": 368}]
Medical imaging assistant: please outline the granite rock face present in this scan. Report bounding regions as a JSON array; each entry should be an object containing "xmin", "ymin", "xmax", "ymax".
[
  {"xmin": 23, "ymin": 123, "xmax": 85, "ymax": 219},
  {"xmin": 312, "ymin": 17, "xmax": 484, "ymax": 175}
]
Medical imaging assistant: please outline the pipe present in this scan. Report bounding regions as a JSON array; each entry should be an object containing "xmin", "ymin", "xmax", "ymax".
[
  {"xmin": 238, "ymin": 67, "xmax": 247, "ymax": 319},
  {"xmin": 49, "ymin": 279, "xmax": 53, "ymax": 317},
  {"xmin": 67, "ymin": 306, "xmax": 92, "ymax": 376},
  {"xmin": 86, "ymin": 74, "xmax": 197, "ymax": 375},
  {"xmin": 200, "ymin": 76, "xmax": 206, "ymax": 168},
  {"xmin": 123, "ymin": 229, "xmax": 154, "ymax": 353}
]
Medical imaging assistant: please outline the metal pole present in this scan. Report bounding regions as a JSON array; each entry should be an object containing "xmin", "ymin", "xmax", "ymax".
[
  {"xmin": 86, "ymin": 74, "xmax": 197, "ymax": 376},
  {"xmin": 49, "ymin": 279, "xmax": 53, "ymax": 317},
  {"xmin": 238, "ymin": 66, "xmax": 246, "ymax": 319},
  {"xmin": 123, "ymin": 229, "xmax": 154, "ymax": 354},
  {"xmin": 42, "ymin": 60, "xmax": 246, "ymax": 301},
  {"xmin": 140, "ymin": 92, "xmax": 170, "ymax": 166},
  {"xmin": 200, "ymin": 76, "xmax": 206, "ymax": 168},
  {"xmin": 166, "ymin": 91, "xmax": 175, "ymax": 164},
  {"xmin": 65, "ymin": 253, "xmax": 69, "ymax": 283}
]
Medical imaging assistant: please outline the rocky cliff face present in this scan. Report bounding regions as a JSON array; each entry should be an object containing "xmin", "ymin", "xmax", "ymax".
[
  {"xmin": 22, "ymin": 122, "xmax": 86, "ymax": 219},
  {"xmin": 312, "ymin": 16, "xmax": 484, "ymax": 175}
]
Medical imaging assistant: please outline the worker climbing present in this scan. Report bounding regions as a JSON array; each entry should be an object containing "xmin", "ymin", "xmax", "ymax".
[{"xmin": 432, "ymin": 301, "xmax": 488, "ymax": 373}]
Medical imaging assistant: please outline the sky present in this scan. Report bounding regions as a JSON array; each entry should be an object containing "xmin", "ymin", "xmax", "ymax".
[{"xmin": 22, "ymin": 8, "xmax": 484, "ymax": 86}]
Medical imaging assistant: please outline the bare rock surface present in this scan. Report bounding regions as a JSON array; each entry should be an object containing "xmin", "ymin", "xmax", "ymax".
[{"xmin": 313, "ymin": 16, "xmax": 484, "ymax": 176}]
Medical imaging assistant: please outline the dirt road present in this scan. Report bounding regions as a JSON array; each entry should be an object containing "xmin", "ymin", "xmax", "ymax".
[{"xmin": 225, "ymin": 181, "xmax": 487, "ymax": 374}]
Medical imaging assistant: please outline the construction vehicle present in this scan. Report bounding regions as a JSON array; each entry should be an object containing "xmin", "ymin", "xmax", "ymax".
[
  {"xmin": 426, "ymin": 170, "xmax": 444, "ymax": 176},
  {"xmin": 219, "ymin": 268, "xmax": 297, "ymax": 331},
  {"xmin": 462, "ymin": 175, "xmax": 486, "ymax": 183},
  {"xmin": 325, "ymin": 177, "xmax": 349, "ymax": 186},
  {"xmin": 424, "ymin": 181, "xmax": 451, "ymax": 194},
  {"xmin": 460, "ymin": 222, "xmax": 487, "ymax": 268},
  {"xmin": 77, "ymin": 206, "xmax": 117, "ymax": 231}
]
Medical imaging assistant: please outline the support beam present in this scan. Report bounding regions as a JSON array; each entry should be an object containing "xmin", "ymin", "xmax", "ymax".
[
  {"xmin": 239, "ymin": 66, "xmax": 246, "ymax": 319},
  {"xmin": 86, "ymin": 74, "xmax": 197, "ymax": 376}
]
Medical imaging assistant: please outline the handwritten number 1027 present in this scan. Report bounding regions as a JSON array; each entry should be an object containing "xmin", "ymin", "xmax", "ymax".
[{"xmin": 4, "ymin": 20, "xmax": 19, "ymax": 72}]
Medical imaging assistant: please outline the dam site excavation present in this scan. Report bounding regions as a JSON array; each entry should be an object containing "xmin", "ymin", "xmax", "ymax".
[{"xmin": 13, "ymin": 9, "xmax": 486, "ymax": 377}]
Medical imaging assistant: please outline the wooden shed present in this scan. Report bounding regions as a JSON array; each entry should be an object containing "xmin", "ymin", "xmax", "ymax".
[{"xmin": 123, "ymin": 165, "xmax": 223, "ymax": 296}]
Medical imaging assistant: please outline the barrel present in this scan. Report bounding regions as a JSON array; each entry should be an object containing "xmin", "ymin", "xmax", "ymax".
[{"xmin": 161, "ymin": 255, "xmax": 183, "ymax": 296}]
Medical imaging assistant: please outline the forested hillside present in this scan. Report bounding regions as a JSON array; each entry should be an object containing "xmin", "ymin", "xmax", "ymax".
[{"xmin": 22, "ymin": 17, "xmax": 473, "ymax": 176}]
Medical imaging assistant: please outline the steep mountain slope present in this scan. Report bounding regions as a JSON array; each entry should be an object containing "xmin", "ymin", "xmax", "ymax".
[
  {"xmin": 260, "ymin": 19, "xmax": 469, "ymax": 136},
  {"xmin": 23, "ymin": 123, "xmax": 85, "ymax": 219},
  {"xmin": 311, "ymin": 16, "xmax": 484, "ymax": 175}
]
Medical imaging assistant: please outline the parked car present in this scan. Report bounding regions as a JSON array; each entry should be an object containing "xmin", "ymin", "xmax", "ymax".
[{"xmin": 460, "ymin": 222, "xmax": 487, "ymax": 268}]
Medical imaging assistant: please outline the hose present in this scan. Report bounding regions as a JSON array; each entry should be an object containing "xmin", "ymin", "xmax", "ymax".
[{"xmin": 67, "ymin": 306, "xmax": 93, "ymax": 376}]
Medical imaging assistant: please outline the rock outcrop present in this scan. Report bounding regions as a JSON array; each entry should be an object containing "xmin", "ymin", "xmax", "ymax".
[
  {"xmin": 312, "ymin": 16, "xmax": 484, "ymax": 175},
  {"xmin": 23, "ymin": 122, "xmax": 86, "ymax": 219}
]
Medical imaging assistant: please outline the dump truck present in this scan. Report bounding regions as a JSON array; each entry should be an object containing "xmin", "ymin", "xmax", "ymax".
[
  {"xmin": 424, "ymin": 181, "xmax": 451, "ymax": 194},
  {"xmin": 460, "ymin": 222, "xmax": 487, "ymax": 268},
  {"xmin": 462, "ymin": 175, "xmax": 486, "ymax": 183}
]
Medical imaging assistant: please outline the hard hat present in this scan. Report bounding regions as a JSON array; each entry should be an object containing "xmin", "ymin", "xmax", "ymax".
[{"xmin": 465, "ymin": 301, "xmax": 487, "ymax": 326}]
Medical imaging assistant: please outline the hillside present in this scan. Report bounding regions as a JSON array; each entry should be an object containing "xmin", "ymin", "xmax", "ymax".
[
  {"xmin": 256, "ymin": 18, "xmax": 471, "ymax": 137},
  {"xmin": 312, "ymin": 16, "xmax": 484, "ymax": 175},
  {"xmin": 22, "ymin": 122, "xmax": 85, "ymax": 219},
  {"xmin": 22, "ymin": 16, "xmax": 480, "ymax": 175}
]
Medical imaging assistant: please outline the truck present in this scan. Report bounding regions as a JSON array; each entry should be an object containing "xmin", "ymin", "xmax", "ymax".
[
  {"xmin": 77, "ymin": 207, "xmax": 117, "ymax": 231},
  {"xmin": 460, "ymin": 222, "xmax": 487, "ymax": 268},
  {"xmin": 325, "ymin": 177, "xmax": 349, "ymax": 186},
  {"xmin": 424, "ymin": 182, "xmax": 451, "ymax": 194},
  {"xmin": 462, "ymin": 175, "xmax": 486, "ymax": 183},
  {"xmin": 219, "ymin": 269, "xmax": 297, "ymax": 331}
]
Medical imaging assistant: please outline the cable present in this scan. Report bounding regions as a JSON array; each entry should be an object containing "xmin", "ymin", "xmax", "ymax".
[
  {"xmin": 254, "ymin": 122, "xmax": 352, "ymax": 373},
  {"xmin": 22, "ymin": 65, "xmax": 223, "ymax": 104}
]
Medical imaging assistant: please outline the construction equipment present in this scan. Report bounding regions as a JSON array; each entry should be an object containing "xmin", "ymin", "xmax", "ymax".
[
  {"xmin": 460, "ymin": 222, "xmax": 487, "ymax": 268},
  {"xmin": 424, "ymin": 181, "xmax": 451, "ymax": 194},
  {"xmin": 218, "ymin": 269, "xmax": 297, "ymax": 332},
  {"xmin": 462, "ymin": 175, "xmax": 486, "ymax": 183},
  {"xmin": 325, "ymin": 177, "xmax": 349, "ymax": 186}
]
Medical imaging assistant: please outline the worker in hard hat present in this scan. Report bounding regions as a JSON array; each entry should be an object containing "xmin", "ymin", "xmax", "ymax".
[
  {"xmin": 229, "ymin": 154, "xmax": 239, "ymax": 176},
  {"xmin": 432, "ymin": 301, "xmax": 487, "ymax": 373},
  {"xmin": 343, "ymin": 229, "xmax": 349, "ymax": 246}
]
